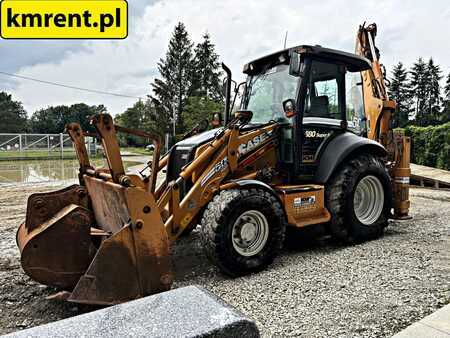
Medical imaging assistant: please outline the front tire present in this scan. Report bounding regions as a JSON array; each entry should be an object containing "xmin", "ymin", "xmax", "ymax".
[
  {"xmin": 325, "ymin": 154, "xmax": 392, "ymax": 243},
  {"xmin": 200, "ymin": 189, "xmax": 286, "ymax": 277}
]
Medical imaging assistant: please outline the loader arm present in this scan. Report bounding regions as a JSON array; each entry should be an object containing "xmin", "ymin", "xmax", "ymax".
[
  {"xmin": 161, "ymin": 121, "xmax": 278, "ymax": 240},
  {"xmin": 355, "ymin": 22, "xmax": 411, "ymax": 219},
  {"xmin": 17, "ymin": 111, "xmax": 279, "ymax": 305},
  {"xmin": 76, "ymin": 112, "xmax": 278, "ymax": 242}
]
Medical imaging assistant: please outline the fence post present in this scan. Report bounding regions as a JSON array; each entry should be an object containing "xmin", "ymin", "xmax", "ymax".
[
  {"xmin": 19, "ymin": 134, "xmax": 22, "ymax": 155},
  {"xmin": 60, "ymin": 133, "xmax": 64, "ymax": 159}
]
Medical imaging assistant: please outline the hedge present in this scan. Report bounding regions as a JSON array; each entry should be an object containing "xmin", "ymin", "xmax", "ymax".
[{"xmin": 404, "ymin": 122, "xmax": 450, "ymax": 170}]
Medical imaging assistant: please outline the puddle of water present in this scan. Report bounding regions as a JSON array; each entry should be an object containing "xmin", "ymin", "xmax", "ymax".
[{"xmin": 0, "ymin": 159, "xmax": 142, "ymax": 184}]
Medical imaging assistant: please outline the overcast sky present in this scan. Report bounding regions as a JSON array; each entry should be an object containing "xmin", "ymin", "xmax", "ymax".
[{"xmin": 1, "ymin": 0, "xmax": 449, "ymax": 116}]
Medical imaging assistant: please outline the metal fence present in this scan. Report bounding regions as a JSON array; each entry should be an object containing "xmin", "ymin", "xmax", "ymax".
[{"xmin": 0, "ymin": 133, "xmax": 97, "ymax": 160}]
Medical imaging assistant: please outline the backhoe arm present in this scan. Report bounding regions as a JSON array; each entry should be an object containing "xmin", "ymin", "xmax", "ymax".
[
  {"xmin": 355, "ymin": 22, "xmax": 411, "ymax": 219},
  {"xmin": 355, "ymin": 22, "xmax": 395, "ymax": 144}
]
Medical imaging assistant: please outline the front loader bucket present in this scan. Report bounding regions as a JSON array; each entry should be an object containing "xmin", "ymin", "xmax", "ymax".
[
  {"xmin": 17, "ymin": 178, "xmax": 173, "ymax": 305},
  {"xmin": 17, "ymin": 116, "xmax": 172, "ymax": 305},
  {"xmin": 17, "ymin": 185, "xmax": 94, "ymax": 289},
  {"xmin": 68, "ymin": 176, "xmax": 173, "ymax": 305},
  {"xmin": 17, "ymin": 179, "xmax": 173, "ymax": 304}
]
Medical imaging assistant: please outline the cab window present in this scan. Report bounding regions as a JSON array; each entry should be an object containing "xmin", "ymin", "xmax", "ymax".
[
  {"xmin": 304, "ymin": 60, "xmax": 343, "ymax": 121},
  {"xmin": 245, "ymin": 64, "xmax": 299, "ymax": 124},
  {"xmin": 345, "ymin": 71, "xmax": 365, "ymax": 134}
]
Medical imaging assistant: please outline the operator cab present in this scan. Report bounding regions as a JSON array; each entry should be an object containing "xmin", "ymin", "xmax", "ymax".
[{"xmin": 241, "ymin": 45, "xmax": 372, "ymax": 182}]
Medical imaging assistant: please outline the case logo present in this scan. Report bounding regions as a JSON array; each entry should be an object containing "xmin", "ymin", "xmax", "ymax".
[
  {"xmin": 238, "ymin": 131, "xmax": 274, "ymax": 157},
  {"xmin": 201, "ymin": 157, "xmax": 228, "ymax": 186}
]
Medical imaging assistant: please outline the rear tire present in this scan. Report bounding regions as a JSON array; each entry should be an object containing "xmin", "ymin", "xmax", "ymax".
[
  {"xmin": 200, "ymin": 189, "xmax": 286, "ymax": 277},
  {"xmin": 325, "ymin": 154, "xmax": 391, "ymax": 243}
]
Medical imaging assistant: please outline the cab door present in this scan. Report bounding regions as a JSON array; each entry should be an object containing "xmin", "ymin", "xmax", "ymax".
[{"xmin": 294, "ymin": 58, "xmax": 365, "ymax": 180}]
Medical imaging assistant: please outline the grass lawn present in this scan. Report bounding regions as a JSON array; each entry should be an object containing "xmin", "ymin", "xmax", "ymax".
[
  {"xmin": 0, "ymin": 147, "xmax": 150, "ymax": 160},
  {"xmin": 0, "ymin": 150, "xmax": 75, "ymax": 159},
  {"xmin": 0, "ymin": 150, "xmax": 103, "ymax": 160}
]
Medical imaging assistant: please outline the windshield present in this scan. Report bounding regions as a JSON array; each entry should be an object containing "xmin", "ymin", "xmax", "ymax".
[{"xmin": 243, "ymin": 64, "xmax": 299, "ymax": 124}]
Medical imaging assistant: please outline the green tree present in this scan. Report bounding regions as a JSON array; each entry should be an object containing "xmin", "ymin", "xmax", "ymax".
[
  {"xmin": 389, "ymin": 62, "xmax": 412, "ymax": 128},
  {"xmin": 442, "ymin": 73, "xmax": 450, "ymax": 123},
  {"xmin": 0, "ymin": 92, "xmax": 28, "ymax": 133},
  {"xmin": 116, "ymin": 99, "xmax": 171, "ymax": 147},
  {"xmin": 142, "ymin": 99, "xmax": 171, "ymax": 139},
  {"xmin": 30, "ymin": 106, "xmax": 69, "ymax": 133},
  {"xmin": 115, "ymin": 100, "xmax": 147, "ymax": 146},
  {"xmin": 183, "ymin": 96, "xmax": 223, "ymax": 131},
  {"xmin": 191, "ymin": 33, "xmax": 223, "ymax": 101},
  {"xmin": 70, "ymin": 103, "xmax": 106, "ymax": 132},
  {"xmin": 151, "ymin": 22, "xmax": 195, "ymax": 136},
  {"xmin": 30, "ymin": 103, "xmax": 104, "ymax": 134},
  {"xmin": 409, "ymin": 57, "xmax": 429, "ymax": 126},
  {"xmin": 425, "ymin": 58, "xmax": 442, "ymax": 124}
]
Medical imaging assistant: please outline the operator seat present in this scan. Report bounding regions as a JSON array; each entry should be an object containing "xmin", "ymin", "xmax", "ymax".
[{"xmin": 309, "ymin": 95, "xmax": 329, "ymax": 118}]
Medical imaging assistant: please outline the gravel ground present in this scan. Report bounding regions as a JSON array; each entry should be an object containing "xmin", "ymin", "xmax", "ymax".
[{"xmin": 0, "ymin": 182, "xmax": 449, "ymax": 337}]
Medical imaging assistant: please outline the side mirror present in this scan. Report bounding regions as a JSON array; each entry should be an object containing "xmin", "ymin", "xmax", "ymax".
[
  {"xmin": 235, "ymin": 110, "xmax": 253, "ymax": 124},
  {"xmin": 211, "ymin": 112, "xmax": 222, "ymax": 127},
  {"xmin": 283, "ymin": 99, "xmax": 296, "ymax": 118}
]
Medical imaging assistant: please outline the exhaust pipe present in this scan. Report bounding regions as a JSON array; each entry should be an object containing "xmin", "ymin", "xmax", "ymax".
[{"xmin": 222, "ymin": 63, "xmax": 232, "ymax": 126}]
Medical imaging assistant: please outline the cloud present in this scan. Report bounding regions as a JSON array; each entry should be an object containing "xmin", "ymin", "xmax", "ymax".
[
  {"xmin": 2, "ymin": 0, "xmax": 450, "ymax": 115},
  {"xmin": 0, "ymin": 41, "xmax": 87, "ymax": 73},
  {"xmin": 0, "ymin": 0, "xmax": 155, "ymax": 74}
]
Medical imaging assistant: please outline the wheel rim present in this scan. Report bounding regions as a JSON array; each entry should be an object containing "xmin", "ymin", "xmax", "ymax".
[
  {"xmin": 353, "ymin": 175, "xmax": 384, "ymax": 225},
  {"xmin": 232, "ymin": 210, "xmax": 269, "ymax": 257}
]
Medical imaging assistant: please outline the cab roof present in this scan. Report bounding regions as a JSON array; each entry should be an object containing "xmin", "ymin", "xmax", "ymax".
[{"xmin": 243, "ymin": 45, "xmax": 372, "ymax": 75}]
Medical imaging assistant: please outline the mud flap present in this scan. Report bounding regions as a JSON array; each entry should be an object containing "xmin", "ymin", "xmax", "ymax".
[{"xmin": 68, "ymin": 177, "xmax": 173, "ymax": 305}]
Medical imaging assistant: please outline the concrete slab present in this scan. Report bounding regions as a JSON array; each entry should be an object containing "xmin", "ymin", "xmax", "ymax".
[
  {"xmin": 422, "ymin": 304, "xmax": 450, "ymax": 333},
  {"xmin": 394, "ymin": 322, "xmax": 449, "ymax": 338},
  {"xmin": 393, "ymin": 304, "xmax": 450, "ymax": 338},
  {"xmin": 411, "ymin": 163, "xmax": 450, "ymax": 188},
  {"xmin": 4, "ymin": 286, "xmax": 259, "ymax": 338}
]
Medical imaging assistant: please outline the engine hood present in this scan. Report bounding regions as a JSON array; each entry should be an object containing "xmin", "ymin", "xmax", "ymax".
[{"xmin": 175, "ymin": 128, "xmax": 220, "ymax": 148}]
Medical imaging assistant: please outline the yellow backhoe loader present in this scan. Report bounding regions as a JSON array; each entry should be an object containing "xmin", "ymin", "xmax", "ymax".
[{"xmin": 17, "ymin": 23, "xmax": 410, "ymax": 305}]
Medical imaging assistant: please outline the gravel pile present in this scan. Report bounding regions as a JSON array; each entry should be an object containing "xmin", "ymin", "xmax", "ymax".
[
  {"xmin": 0, "ymin": 185, "xmax": 449, "ymax": 337},
  {"xmin": 172, "ymin": 187, "xmax": 450, "ymax": 337}
]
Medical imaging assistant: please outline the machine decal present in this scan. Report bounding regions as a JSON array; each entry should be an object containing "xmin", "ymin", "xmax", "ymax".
[
  {"xmin": 294, "ymin": 196, "xmax": 316, "ymax": 208},
  {"xmin": 239, "ymin": 140, "xmax": 276, "ymax": 168},
  {"xmin": 238, "ymin": 131, "xmax": 274, "ymax": 157},
  {"xmin": 304, "ymin": 130, "xmax": 331, "ymax": 139},
  {"xmin": 394, "ymin": 177, "xmax": 410, "ymax": 184},
  {"xmin": 201, "ymin": 157, "xmax": 228, "ymax": 186}
]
